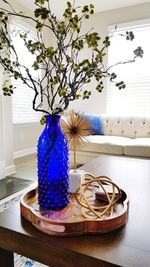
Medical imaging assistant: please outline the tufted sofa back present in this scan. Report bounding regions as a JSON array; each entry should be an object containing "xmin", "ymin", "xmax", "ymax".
[{"xmin": 100, "ymin": 115, "xmax": 150, "ymax": 139}]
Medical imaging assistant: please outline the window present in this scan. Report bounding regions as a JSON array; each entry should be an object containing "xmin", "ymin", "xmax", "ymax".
[
  {"xmin": 10, "ymin": 21, "xmax": 42, "ymax": 124},
  {"xmin": 107, "ymin": 20, "xmax": 150, "ymax": 115}
]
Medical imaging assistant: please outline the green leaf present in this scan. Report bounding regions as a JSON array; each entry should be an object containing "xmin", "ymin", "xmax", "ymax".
[
  {"xmin": 34, "ymin": 8, "xmax": 50, "ymax": 19},
  {"xmin": 32, "ymin": 62, "xmax": 39, "ymax": 70},
  {"xmin": 35, "ymin": 0, "xmax": 47, "ymax": 5},
  {"xmin": 90, "ymin": 4, "xmax": 94, "ymax": 9},
  {"xmin": 2, "ymin": 80, "xmax": 14, "ymax": 96},
  {"xmin": 58, "ymin": 87, "xmax": 67, "ymax": 96},
  {"xmin": 40, "ymin": 116, "xmax": 46, "ymax": 125},
  {"xmin": 85, "ymin": 32, "xmax": 100, "ymax": 48}
]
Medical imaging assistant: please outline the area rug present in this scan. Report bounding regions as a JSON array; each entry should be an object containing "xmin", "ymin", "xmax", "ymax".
[
  {"xmin": 14, "ymin": 253, "xmax": 48, "ymax": 267},
  {"xmin": 0, "ymin": 195, "xmax": 48, "ymax": 267},
  {"xmin": 0, "ymin": 177, "xmax": 34, "ymax": 200}
]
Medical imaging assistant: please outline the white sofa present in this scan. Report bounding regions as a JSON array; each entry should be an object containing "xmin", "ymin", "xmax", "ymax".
[{"xmin": 70, "ymin": 115, "xmax": 150, "ymax": 164}]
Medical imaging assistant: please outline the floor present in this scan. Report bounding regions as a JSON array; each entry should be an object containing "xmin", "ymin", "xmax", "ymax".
[{"xmin": 13, "ymin": 154, "xmax": 37, "ymax": 180}]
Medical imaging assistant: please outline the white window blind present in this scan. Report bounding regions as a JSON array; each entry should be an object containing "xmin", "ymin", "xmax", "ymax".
[
  {"xmin": 107, "ymin": 20, "xmax": 150, "ymax": 115},
  {"xmin": 10, "ymin": 22, "xmax": 42, "ymax": 124}
]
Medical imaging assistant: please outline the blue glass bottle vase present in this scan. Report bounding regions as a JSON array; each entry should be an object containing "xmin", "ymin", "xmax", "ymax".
[{"xmin": 37, "ymin": 115, "xmax": 69, "ymax": 211}]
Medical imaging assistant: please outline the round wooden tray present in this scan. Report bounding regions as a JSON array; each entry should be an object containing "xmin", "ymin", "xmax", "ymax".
[{"xmin": 20, "ymin": 187, "xmax": 129, "ymax": 236}]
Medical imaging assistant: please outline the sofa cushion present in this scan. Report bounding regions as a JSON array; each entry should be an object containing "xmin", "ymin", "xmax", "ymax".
[
  {"xmin": 124, "ymin": 138, "xmax": 150, "ymax": 157},
  {"xmin": 82, "ymin": 135, "xmax": 131, "ymax": 155}
]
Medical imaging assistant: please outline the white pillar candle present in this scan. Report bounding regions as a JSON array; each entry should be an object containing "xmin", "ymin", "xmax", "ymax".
[{"xmin": 69, "ymin": 169, "xmax": 85, "ymax": 193}]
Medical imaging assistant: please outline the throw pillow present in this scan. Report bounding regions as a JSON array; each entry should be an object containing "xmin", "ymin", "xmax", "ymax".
[{"xmin": 83, "ymin": 114, "xmax": 103, "ymax": 135}]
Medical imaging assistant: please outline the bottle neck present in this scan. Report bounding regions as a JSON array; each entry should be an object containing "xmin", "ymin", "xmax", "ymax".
[{"xmin": 45, "ymin": 115, "xmax": 61, "ymax": 131}]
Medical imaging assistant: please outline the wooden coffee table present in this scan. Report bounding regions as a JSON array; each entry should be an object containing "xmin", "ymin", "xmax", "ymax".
[{"xmin": 0, "ymin": 154, "xmax": 150, "ymax": 267}]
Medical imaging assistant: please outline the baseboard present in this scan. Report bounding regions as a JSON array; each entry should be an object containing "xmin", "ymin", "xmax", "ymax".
[
  {"xmin": 13, "ymin": 147, "xmax": 37, "ymax": 159},
  {"xmin": 0, "ymin": 161, "xmax": 16, "ymax": 179},
  {"xmin": 5, "ymin": 164, "xmax": 16, "ymax": 176},
  {"xmin": 0, "ymin": 161, "xmax": 5, "ymax": 179}
]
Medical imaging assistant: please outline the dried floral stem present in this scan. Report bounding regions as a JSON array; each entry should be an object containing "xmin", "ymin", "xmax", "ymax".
[
  {"xmin": 73, "ymin": 141, "xmax": 77, "ymax": 172},
  {"xmin": 61, "ymin": 110, "xmax": 92, "ymax": 169}
]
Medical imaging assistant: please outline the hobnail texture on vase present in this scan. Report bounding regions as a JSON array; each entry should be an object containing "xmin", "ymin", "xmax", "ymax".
[{"xmin": 37, "ymin": 115, "xmax": 69, "ymax": 211}]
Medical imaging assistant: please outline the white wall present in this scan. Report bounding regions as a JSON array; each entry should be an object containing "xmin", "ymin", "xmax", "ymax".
[
  {"xmin": 0, "ymin": 84, "xmax": 15, "ymax": 177},
  {"xmin": 3, "ymin": 97, "xmax": 15, "ymax": 175},
  {"xmin": 0, "ymin": 95, "xmax": 3, "ymax": 162},
  {"xmin": 13, "ymin": 124, "xmax": 43, "ymax": 158},
  {"xmin": 70, "ymin": 2, "xmax": 150, "ymax": 114},
  {"xmin": 0, "ymin": 93, "xmax": 5, "ymax": 178}
]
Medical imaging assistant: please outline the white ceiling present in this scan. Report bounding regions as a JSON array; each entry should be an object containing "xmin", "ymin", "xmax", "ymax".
[{"xmin": 15, "ymin": 0, "xmax": 150, "ymax": 18}]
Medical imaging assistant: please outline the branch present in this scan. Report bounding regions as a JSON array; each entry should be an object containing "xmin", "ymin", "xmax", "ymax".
[{"xmin": 107, "ymin": 57, "xmax": 136, "ymax": 72}]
